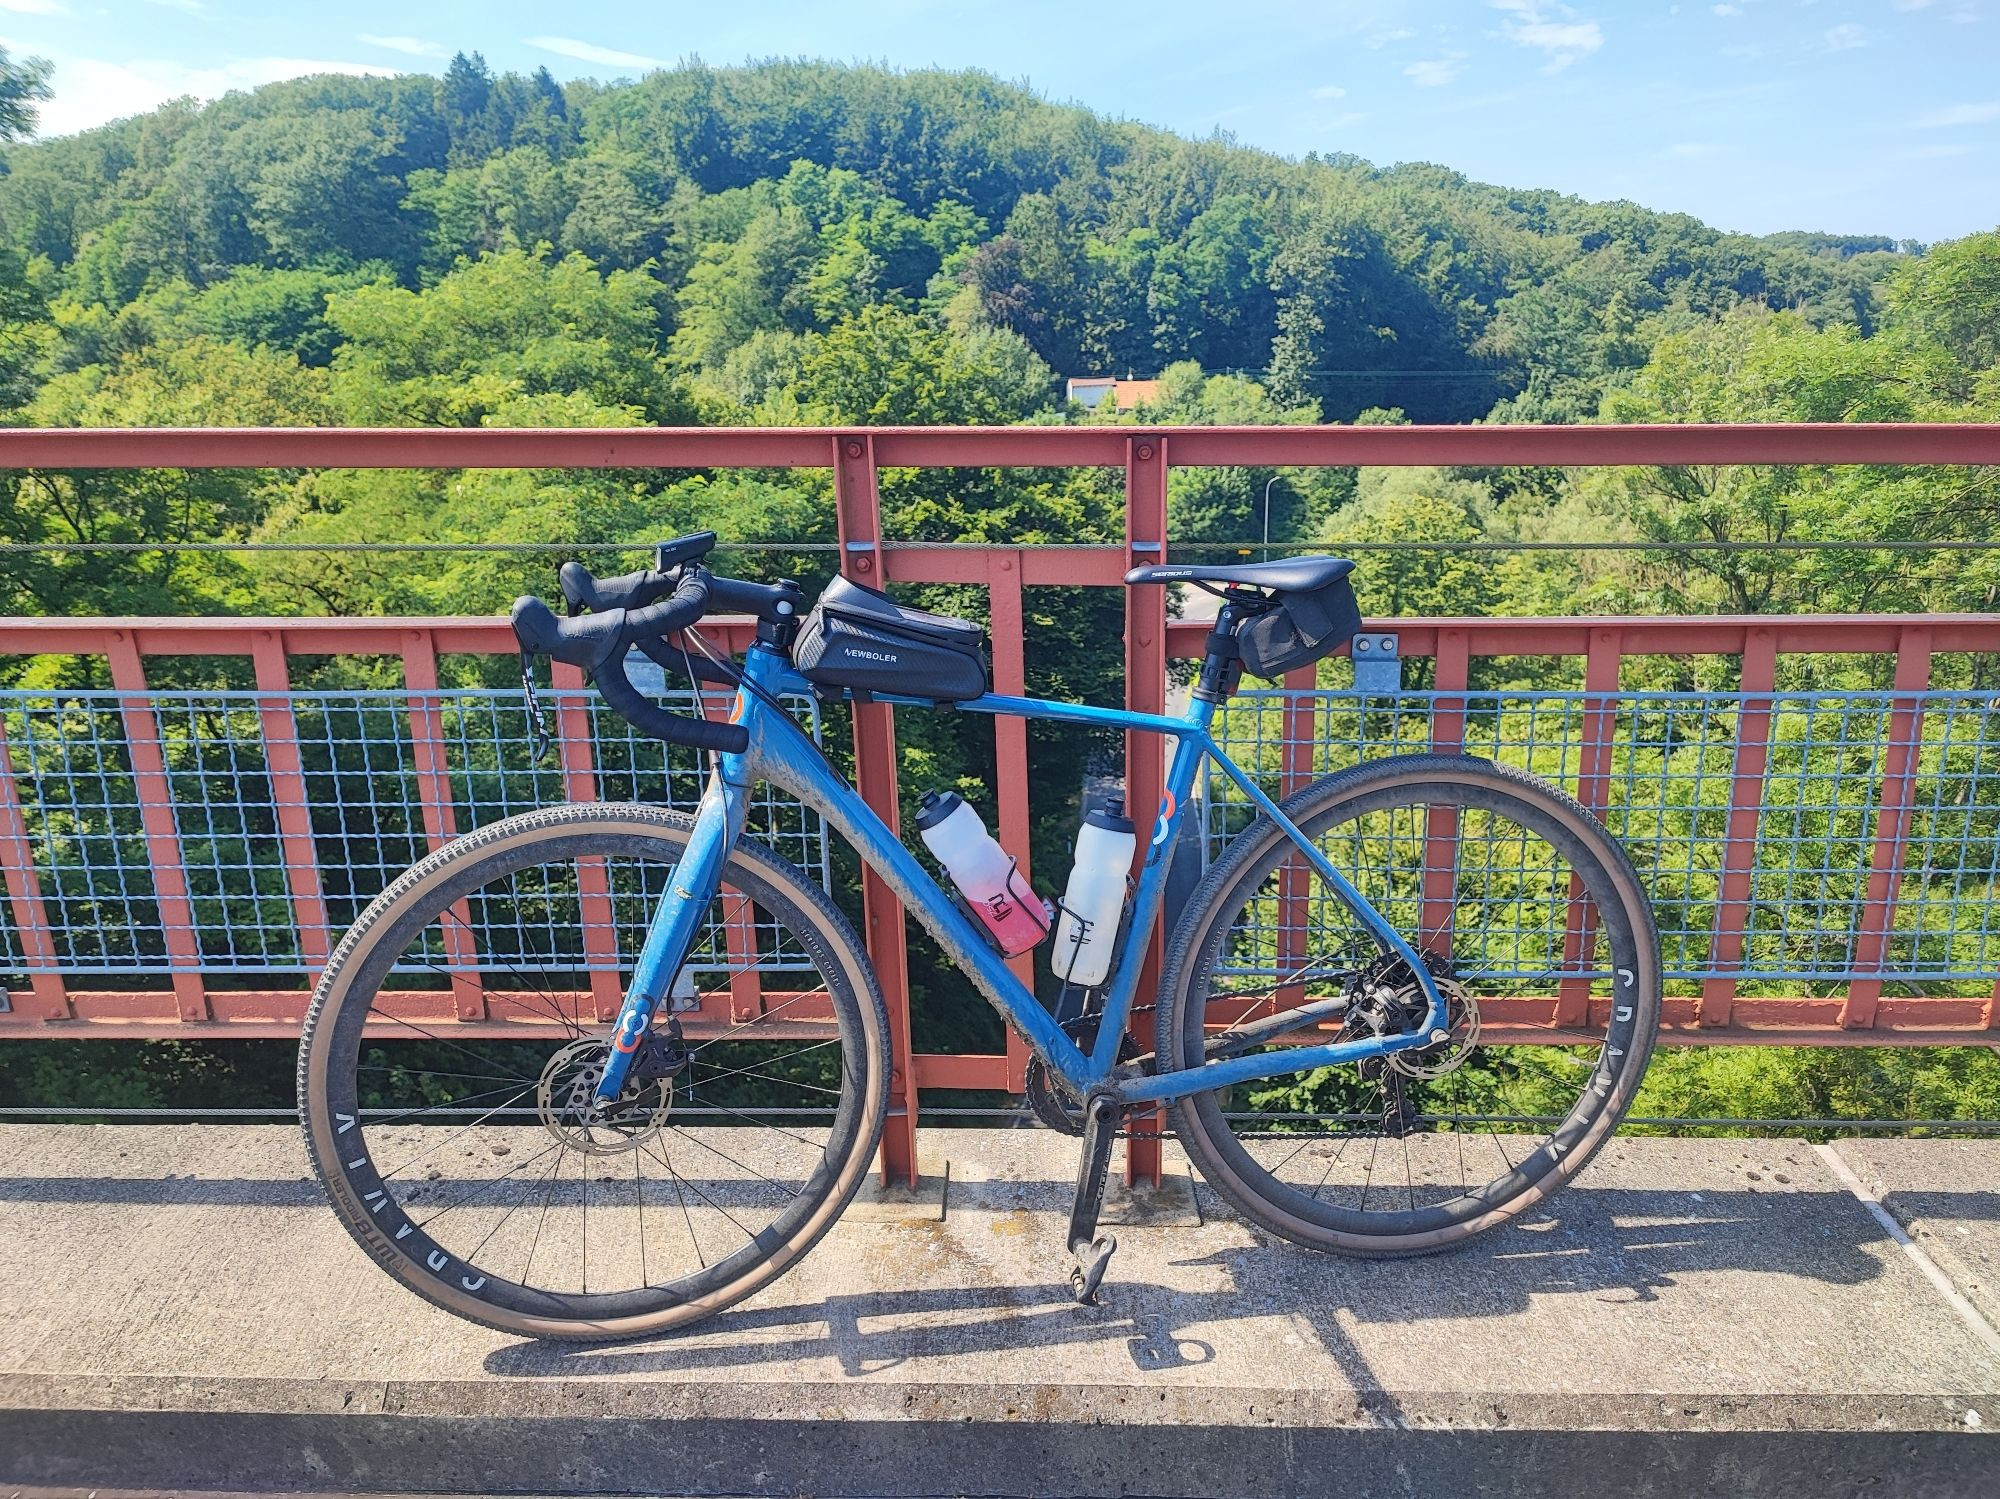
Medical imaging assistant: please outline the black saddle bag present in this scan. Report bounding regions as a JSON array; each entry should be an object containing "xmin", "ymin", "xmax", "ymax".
[
  {"xmin": 1236, "ymin": 575, "xmax": 1364, "ymax": 679},
  {"xmin": 792, "ymin": 575, "xmax": 991, "ymax": 701}
]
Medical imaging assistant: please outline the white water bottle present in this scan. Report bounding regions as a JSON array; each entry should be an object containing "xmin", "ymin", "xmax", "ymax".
[
  {"xmin": 916, "ymin": 791, "xmax": 1052, "ymax": 957},
  {"xmin": 1051, "ymin": 800, "xmax": 1136, "ymax": 987}
]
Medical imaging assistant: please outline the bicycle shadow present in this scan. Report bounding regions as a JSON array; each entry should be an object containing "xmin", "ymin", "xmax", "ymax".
[{"xmin": 479, "ymin": 1170, "xmax": 1922, "ymax": 1395}]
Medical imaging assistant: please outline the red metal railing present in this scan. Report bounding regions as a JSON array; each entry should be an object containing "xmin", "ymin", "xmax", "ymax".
[{"xmin": 3, "ymin": 422, "xmax": 1999, "ymax": 1189}]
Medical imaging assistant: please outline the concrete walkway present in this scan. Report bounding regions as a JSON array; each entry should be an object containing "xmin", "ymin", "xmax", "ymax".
[{"xmin": 2, "ymin": 1124, "xmax": 1997, "ymax": 1497}]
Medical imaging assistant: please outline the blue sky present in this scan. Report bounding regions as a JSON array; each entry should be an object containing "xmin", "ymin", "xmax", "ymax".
[{"xmin": 1, "ymin": 0, "xmax": 1995, "ymax": 242}]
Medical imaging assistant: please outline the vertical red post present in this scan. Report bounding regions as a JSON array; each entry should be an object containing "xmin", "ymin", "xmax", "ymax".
[
  {"xmin": 1699, "ymin": 628, "xmax": 1778, "ymax": 1029},
  {"xmin": 251, "ymin": 633, "xmax": 332, "ymax": 974},
  {"xmin": 1418, "ymin": 628, "xmax": 1470, "ymax": 951},
  {"xmin": 0, "ymin": 713, "xmax": 70, "ymax": 1020},
  {"xmin": 689, "ymin": 681, "xmax": 765, "ymax": 1022},
  {"xmin": 1556, "ymin": 629, "xmax": 1621, "ymax": 1028},
  {"xmin": 1842, "ymin": 626, "xmax": 1933, "ymax": 1031},
  {"xmin": 834, "ymin": 434, "xmax": 920, "ymax": 1188},
  {"xmin": 105, "ymin": 631, "xmax": 209, "ymax": 1021},
  {"xmin": 1123, "ymin": 437, "xmax": 1169, "ymax": 1188},
  {"xmin": 402, "ymin": 629, "xmax": 484, "ymax": 1021},
  {"xmin": 1274, "ymin": 666, "xmax": 1316, "ymax": 1010},
  {"xmin": 553, "ymin": 659, "xmax": 623, "ymax": 1024},
  {"xmin": 989, "ymin": 551, "xmax": 1034, "ymax": 1092}
]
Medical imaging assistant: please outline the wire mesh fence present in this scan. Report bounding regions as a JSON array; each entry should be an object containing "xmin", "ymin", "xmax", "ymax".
[
  {"xmin": 0, "ymin": 686, "xmax": 828, "ymax": 980},
  {"xmin": 1203, "ymin": 687, "xmax": 2000, "ymax": 992},
  {"xmin": 4, "ymin": 679, "xmax": 1999, "ymax": 1008}
]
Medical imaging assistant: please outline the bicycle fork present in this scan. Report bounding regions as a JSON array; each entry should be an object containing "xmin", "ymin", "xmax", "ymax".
[{"xmin": 594, "ymin": 766, "xmax": 747, "ymax": 1102}]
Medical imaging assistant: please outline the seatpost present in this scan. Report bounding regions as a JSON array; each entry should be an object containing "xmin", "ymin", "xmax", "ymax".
[{"xmin": 1194, "ymin": 601, "xmax": 1247, "ymax": 703}]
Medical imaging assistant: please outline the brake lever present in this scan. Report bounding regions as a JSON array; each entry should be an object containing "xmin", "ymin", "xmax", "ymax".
[{"xmin": 520, "ymin": 651, "xmax": 556, "ymax": 763}]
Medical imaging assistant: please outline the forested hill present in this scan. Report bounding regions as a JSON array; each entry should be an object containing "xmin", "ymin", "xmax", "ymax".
[
  {"xmin": 0, "ymin": 53, "xmax": 1994, "ymax": 631},
  {"xmin": 0, "ymin": 55, "xmax": 1902, "ymax": 427}
]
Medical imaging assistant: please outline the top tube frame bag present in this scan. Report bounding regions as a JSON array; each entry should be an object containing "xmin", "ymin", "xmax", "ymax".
[{"xmin": 791, "ymin": 574, "xmax": 992, "ymax": 701}]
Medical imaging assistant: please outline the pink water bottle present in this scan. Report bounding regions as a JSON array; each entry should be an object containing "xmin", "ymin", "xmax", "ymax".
[{"xmin": 916, "ymin": 791, "xmax": 1052, "ymax": 957}]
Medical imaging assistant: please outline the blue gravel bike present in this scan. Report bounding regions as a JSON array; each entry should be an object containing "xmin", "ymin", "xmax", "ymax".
[{"xmin": 299, "ymin": 531, "xmax": 1660, "ymax": 1341}]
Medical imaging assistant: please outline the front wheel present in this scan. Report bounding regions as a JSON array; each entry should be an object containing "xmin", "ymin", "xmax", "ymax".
[
  {"xmin": 298, "ymin": 802, "xmax": 889, "ymax": 1340},
  {"xmin": 1163, "ymin": 754, "xmax": 1660, "ymax": 1257}
]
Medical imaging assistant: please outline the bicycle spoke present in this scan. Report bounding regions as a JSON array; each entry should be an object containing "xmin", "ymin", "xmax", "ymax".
[
  {"xmin": 1179, "ymin": 767, "xmax": 1652, "ymax": 1242},
  {"xmin": 306, "ymin": 811, "xmax": 871, "ymax": 1331}
]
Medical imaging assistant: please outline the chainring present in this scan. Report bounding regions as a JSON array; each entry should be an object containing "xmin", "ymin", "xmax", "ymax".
[{"xmin": 1024, "ymin": 1055, "xmax": 1086, "ymax": 1135}]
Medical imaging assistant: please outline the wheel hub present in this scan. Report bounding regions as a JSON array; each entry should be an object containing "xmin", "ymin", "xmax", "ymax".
[{"xmin": 536, "ymin": 1036, "xmax": 673, "ymax": 1155}]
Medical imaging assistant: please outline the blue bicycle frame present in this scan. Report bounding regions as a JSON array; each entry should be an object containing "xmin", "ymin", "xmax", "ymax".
[{"xmin": 594, "ymin": 643, "xmax": 1447, "ymax": 1106}]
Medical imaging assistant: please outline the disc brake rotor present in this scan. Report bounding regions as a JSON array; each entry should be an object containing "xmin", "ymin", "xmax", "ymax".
[
  {"xmin": 536, "ymin": 1036, "xmax": 673, "ymax": 1155},
  {"xmin": 1386, "ymin": 975, "xmax": 1480, "ymax": 1080}
]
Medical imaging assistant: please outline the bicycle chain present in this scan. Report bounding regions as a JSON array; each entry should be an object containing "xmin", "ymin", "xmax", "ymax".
[{"xmin": 1024, "ymin": 1003, "xmax": 1175, "ymax": 1139}]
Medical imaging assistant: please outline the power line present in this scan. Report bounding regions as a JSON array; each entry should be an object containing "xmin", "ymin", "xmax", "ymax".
[
  {"xmin": 0, "ymin": 539, "xmax": 839, "ymax": 555},
  {"xmin": 8, "ymin": 537, "xmax": 2000, "ymax": 557}
]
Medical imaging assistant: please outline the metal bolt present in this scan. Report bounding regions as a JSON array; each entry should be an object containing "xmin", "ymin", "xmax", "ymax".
[
  {"xmin": 844, "ymin": 440, "xmax": 865, "ymax": 459},
  {"xmin": 1135, "ymin": 443, "xmax": 1155, "ymax": 462},
  {"xmin": 1429, "ymin": 1029, "xmax": 1451, "ymax": 1044}
]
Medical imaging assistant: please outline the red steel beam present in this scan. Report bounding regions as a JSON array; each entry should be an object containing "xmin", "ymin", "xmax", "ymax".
[
  {"xmin": 1842, "ymin": 626, "xmax": 1935, "ymax": 1030},
  {"xmin": 833, "ymin": 433, "xmax": 920, "ymax": 1189},
  {"xmin": 1556, "ymin": 628, "xmax": 1622, "ymax": 1027},
  {"xmin": 1275, "ymin": 666, "xmax": 1316, "ymax": 1012},
  {"xmin": 1417, "ymin": 628, "xmax": 1470, "ymax": 953},
  {"xmin": 10, "ymin": 612, "xmax": 2000, "ymax": 661},
  {"xmin": 551, "ymin": 660, "xmax": 624, "ymax": 1025},
  {"xmin": 0, "ymin": 712, "xmax": 70, "ymax": 1020},
  {"xmin": 989, "ymin": 552, "xmax": 1034, "ymax": 1094},
  {"xmin": 1, "ymin": 423, "xmax": 1997, "ymax": 471},
  {"xmin": 1123, "ymin": 436, "xmax": 1168, "ymax": 1188},
  {"xmin": 1700, "ymin": 628, "xmax": 1779, "ymax": 1029},
  {"xmin": 400, "ymin": 628, "xmax": 485, "ymax": 1022},
  {"xmin": 103, "ymin": 631, "xmax": 210, "ymax": 1021},
  {"xmin": 250, "ymin": 632, "xmax": 332, "ymax": 973}
]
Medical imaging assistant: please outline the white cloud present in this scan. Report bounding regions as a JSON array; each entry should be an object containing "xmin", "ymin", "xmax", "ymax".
[
  {"xmin": 1918, "ymin": 99, "xmax": 2000, "ymax": 125},
  {"xmin": 1365, "ymin": 27, "xmax": 1415, "ymax": 47},
  {"xmin": 1892, "ymin": 0, "xmax": 1935, "ymax": 10},
  {"xmin": 0, "ymin": 0, "xmax": 67, "ymax": 16},
  {"xmin": 524, "ymin": 35, "xmax": 664, "ymax": 71},
  {"xmin": 1405, "ymin": 55, "xmax": 1467, "ymax": 87},
  {"xmin": 1312, "ymin": 84, "xmax": 1347, "ymax": 99},
  {"xmin": 1489, "ymin": 2, "xmax": 1603, "ymax": 72},
  {"xmin": 1712, "ymin": 3, "xmax": 1738, "ymax": 14},
  {"xmin": 33, "ymin": 55, "xmax": 400, "ymax": 138},
  {"xmin": 1823, "ymin": 22, "xmax": 1869, "ymax": 48},
  {"xmin": 358, "ymin": 34, "xmax": 447, "ymax": 59}
]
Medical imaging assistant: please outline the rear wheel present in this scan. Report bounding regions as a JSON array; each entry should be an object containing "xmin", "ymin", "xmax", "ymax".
[
  {"xmin": 1163, "ymin": 754, "xmax": 1660, "ymax": 1256},
  {"xmin": 298, "ymin": 803, "xmax": 889, "ymax": 1340}
]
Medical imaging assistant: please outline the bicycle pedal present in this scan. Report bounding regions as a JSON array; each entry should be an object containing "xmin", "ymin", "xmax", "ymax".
[{"xmin": 1068, "ymin": 1233, "xmax": 1118, "ymax": 1305}]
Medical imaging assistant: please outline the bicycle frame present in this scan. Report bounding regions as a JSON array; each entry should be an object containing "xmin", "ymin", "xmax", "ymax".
[{"xmin": 594, "ymin": 643, "xmax": 1447, "ymax": 1105}]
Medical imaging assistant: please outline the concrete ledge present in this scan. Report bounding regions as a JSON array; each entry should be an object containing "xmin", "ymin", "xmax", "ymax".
[
  {"xmin": 8, "ymin": 1410, "xmax": 1996, "ymax": 1498},
  {"xmin": 3, "ymin": 1126, "xmax": 1997, "ymax": 1497}
]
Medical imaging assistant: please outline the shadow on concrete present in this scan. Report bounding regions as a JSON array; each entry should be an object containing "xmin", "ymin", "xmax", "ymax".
[{"xmin": 478, "ymin": 1179, "xmax": 1914, "ymax": 1397}]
